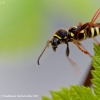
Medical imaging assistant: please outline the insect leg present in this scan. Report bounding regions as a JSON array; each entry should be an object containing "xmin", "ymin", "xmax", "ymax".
[
  {"xmin": 77, "ymin": 9, "xmax": 100, "ymax": 37},
  {"xmin": 77, "ymin": 42, "xmax": 93, "ymax": 58},
  {"xmin": 71, "ymin": 38, "xmax": 89, "ymax": 54},
  {"xmin": 90, "ymin": 9, "xmax": 100, "ymax": 27},
  {"xmin": 65, "ymin": 44, "xmax": 80, "ymax": 74},
  {"xmin": 77, "ymin": 22, "xmax": 90, "ymax": 37},
  {"xmin": 93, "ymin": 37, "xmax": 100, "ymax": 45},
  {"xmin": 88, "ymin": 9, "xmax": 100, "ymax": 34},
  {"xmin": 66, "ymin": 43, "xmax": 70, "ymax": 56}
]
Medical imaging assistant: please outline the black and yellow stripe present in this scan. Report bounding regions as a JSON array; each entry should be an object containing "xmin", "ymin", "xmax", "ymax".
[
  {"xmin": 69, "ymin": 25, "xmax": 100, "ymax": 41},
  {"xmin": 53, "ymin": 34, "xmax": 62, "ymax": 39},
  {"xmin": 52, "ymin": 25, "xmax": 100, "ymax": 47},
  {"xmin": 88, "ymin": 26, "xmax": 100, "ymax": 38},
  {"xmin": 68, "ymin": 26, "xmax": 87, "ymax": 41},
  {"xmin": 53, "ymin": 29, "xmax": 68, "ymax": 40}
]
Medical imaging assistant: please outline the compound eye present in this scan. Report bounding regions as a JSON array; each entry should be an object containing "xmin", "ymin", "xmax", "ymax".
[
  {"xmin": 51, "ymin": 38, "xmax": 60, "ymax": 52},
  {"xmin": 52, "ymin": 38, "xmax": 60, "ymax": 46}
]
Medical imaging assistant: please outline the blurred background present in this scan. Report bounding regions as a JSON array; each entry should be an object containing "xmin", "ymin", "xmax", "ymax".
[{"xmin": 0, "ymin": 0, "xmax": 100, "ymax": 100}]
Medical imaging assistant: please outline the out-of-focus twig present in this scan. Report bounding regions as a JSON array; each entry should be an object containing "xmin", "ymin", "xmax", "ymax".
[{"xmin": 83, "ymin": 63, "xmax": 94, "ymax": 87}]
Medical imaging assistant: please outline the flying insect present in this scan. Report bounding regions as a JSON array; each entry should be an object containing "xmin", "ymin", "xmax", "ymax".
[{"xmin": 37, "ymin": 9, "xmax": 100, "ymax": 66}]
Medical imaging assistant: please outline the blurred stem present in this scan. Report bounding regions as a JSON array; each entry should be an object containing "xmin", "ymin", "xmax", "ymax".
[{"xmin": 83, "ymin": 63, "xmax": 94, "ymax": 87}]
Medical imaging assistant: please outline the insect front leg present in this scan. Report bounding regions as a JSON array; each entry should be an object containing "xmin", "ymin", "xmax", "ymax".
[
  {"xmin": 66, "ymin": 43, "xmax": 80, "ymax": 74},
  {"xmin": 66, "ymin": 43, "xmax": 70, "ymax": 56}
]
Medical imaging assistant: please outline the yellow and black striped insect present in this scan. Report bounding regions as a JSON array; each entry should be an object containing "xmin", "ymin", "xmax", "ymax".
[{"xmin": 37, "ymin": 9, "xmax": 100, "ymax": 65}]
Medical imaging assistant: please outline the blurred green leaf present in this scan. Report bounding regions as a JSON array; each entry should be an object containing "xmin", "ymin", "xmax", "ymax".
[
  {"xmin": 92, "ymin": 44, "xmax": 100, "ymax": 98},
  {"xmin": 93, "ymin": 43, "xmax": 100, "ymax": 56},
  {"xmin": 42, "ymin": 96, "xmax": 52, "ymax": 100}
]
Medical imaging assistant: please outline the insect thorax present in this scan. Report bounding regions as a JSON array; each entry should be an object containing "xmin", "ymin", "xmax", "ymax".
[
  {"xmin": 54, "ymin": 29, "xmax": 68, "ymax": 39},
  {"xmin": 68, "ymin": 26, "xmax": 87, "ymax": 41}
]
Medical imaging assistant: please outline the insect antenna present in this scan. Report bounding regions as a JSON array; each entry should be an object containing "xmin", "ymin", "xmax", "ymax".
[{"xmin": 37, "ymin": 40, "xmax": 52, "ymax": 65}]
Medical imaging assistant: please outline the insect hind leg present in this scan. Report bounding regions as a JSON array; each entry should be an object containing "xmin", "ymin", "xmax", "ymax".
[
  {"xmin": 93, "ymin": 37, "xmax": 100, "ymax": 45},
  {"xmin": 77, "ymin": 42, "xmax": 93, "ymax": 58}
]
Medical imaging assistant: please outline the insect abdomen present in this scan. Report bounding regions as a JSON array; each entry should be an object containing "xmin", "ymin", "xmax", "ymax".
[
  {"xmin": 77, "ymin": 30, "xmax": 87, "ymax": 41},
  {"xmin": 87, "ymin": 26, "xmax": 100, "ymax": 38}
]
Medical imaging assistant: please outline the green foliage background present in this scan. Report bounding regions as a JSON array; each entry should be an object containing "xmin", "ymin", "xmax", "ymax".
[
  {"xmin": 0, "ymin": 0, "xmax": 100, "ymax": 99},
  {"xmin": 0, "ymin": 0, "xmax": 99, "ymax": 55}
]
